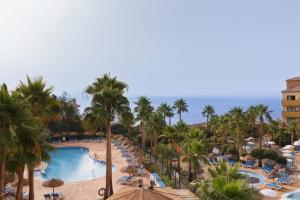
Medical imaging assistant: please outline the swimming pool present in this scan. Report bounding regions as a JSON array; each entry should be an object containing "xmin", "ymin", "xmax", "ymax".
[
  {"xmin": 36, "ymin": 147, "xmax": 115, "ymax": 182},
  {"xmin": 281, "ymin": 188, "xmax": 300, "ymax": 200},
  {"xmin": 238, "ymin": 170, "xmax": 266, "ymax": 185}
]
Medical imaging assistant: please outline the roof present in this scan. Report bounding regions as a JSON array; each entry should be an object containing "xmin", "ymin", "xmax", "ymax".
[
  {"xmin": 282, "ymin": 85, "xmax": 300, "ymax": 93},
  {"xmin": 287, "ymin": 77, "xmax": 300, "ymax": 81}
]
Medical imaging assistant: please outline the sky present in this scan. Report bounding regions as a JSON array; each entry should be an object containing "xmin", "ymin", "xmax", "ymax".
[{"xmin": 0, "ymin": 0, "xmax": 299, "ymax": 103}]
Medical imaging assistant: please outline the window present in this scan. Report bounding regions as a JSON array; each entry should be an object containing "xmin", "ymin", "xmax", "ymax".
[
  {"xmin": 287, "ymin": 107, "xmax": 297, "ymax": 112},
  {"xmin": 287, "ymin": 95, "xmax": 296, "ymax": 100},
  {"xmin": 287, "ymin": 118, "xmax": 299, "ymax": 123}
]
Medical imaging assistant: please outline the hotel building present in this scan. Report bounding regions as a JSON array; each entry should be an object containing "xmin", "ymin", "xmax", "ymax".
[{"xmin": 282, "ymin": 77, "xmax": 300, "ymax": 126}]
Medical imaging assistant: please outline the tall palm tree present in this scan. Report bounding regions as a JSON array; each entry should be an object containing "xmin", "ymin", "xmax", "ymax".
[
  {"xmin": 134, "ymin": 96, "xmax": 153, "ymax": 151},
  {"xmin": 0, "ymin": 84, "xmax": 19, "ymax": 200},
  {"xmin": 85, "ymin": 74, "xmax": 130, "ymax": 199},
  {"xmin": 16, "ymin": 76, "xmax": 57, "ymax": 200},
  {"xmin": 146, "ymin": 111, "xmax": 166, "ymax": 163},
  {"xmin": 182, "ymin": 139, "xmax": 207, "ymax": 181},
  {"xmin": 166, "ymin": 109, "xmax": 174, "ymax": 126},
  {"xmin": 245, "ymin": 106, "xmax": 259, "ymax": 130},
  {"xmin": 286, "ymin": 121, "xmax": 299, "ymax": 145},
  {"xmin": 256, "ymin": 104, "xmax": 272, "ymax": 148},
  {"xmin": 83, "ymin": 106, "xmax": 106, "ymax": 134},
  {"xmin": 229, "ymin": 107, "xmax": 245, "ymax": 159},
  {"xmin": 201, "ymin": 105, "xmax": 215, "ymax": 126},
  {"xmin": 157, "ymin": 103, "xmax": 173, "ymax": 124},
  {"xmin": 191, "ymin": 162, "xmax": 259, "ymax": 200},
  {"xmin": 173, "ymin": 98, "xmax": 188, "ymax": 122}
]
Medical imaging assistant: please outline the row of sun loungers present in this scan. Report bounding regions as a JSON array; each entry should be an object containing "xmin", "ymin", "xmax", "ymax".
[
  {"xmin": 265, "ymin": 173, "xmax": 292, "ymax": 191},
  {"xmin": 3, "ymin": 185, "xmax": 29, "ymax": 199},
  {"xmin": 241, "ymin": 161, "xmax": 256, "ymax": 168},
  {"xmin": 44, "ymin": 192, "xmax": 64, "ymax": 200}
]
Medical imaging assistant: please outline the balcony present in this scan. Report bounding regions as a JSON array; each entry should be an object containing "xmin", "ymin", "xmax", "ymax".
[
  {"xmin": 282, "ymin": 99, "xmax": 300, "ymax": 106},
  {"xmin": 282, "ymin": 111, "xmax": 300, "ymax": 118}
]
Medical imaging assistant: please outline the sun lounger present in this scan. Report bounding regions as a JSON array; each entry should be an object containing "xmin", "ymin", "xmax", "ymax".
[
  {"xmin": 207, "ymin": 158, "xmax": 217, "ymax": 165},
  {"xmin": 44, "ymin": 193, "xmax": 52, "ymax": 200},
  {"xmin": 262, "ymin": 165, "xmax": 273, "ymax": 173},
  {"xmin": 227, "ymin": 159, "xmax": 237, "ymax": 166},
  {"xmin": 52, "ymin": 192, "xmax": 64, "ymax": 200},
  {"xmin": 277, "ymin": 176, "xmax": 292, "ymax": 185},
  {"xmin": 266, "ymin": 182, "xmax": 282, "ymax": 191}
]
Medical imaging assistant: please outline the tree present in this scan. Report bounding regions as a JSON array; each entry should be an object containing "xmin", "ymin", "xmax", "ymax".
[
  {"xmin": 256, "ymin": 104, "xmax": 272, "ymax": 148},
  {"xmin": 0, "ymin": 84, "xmax": 20, "ymax": 200},
  {"xmin": 191, "ymin": 162, "xmax": 259, "ymax": 200},
  {"xmin": 202, "ymin": 105, "xmax": 215, "ymax": 126},
  {"xmin": 16, "ymin": 76, "xmax": 58, "ymax": 200},
  {"xmin": 157, "ymin": 103, "xmax": 173, "ymax": 124},
  {"xmin": 285, "ymin": 121, "xmax": 299, "ymax": 145},
  {"xmin": 145, "ymin": 111, "xmax": 166, "ymax": 163},
  {"xmin": 134, "ymin": 96, "xmax": 153, "ymax": 151},
  {"xmin": 165, "ymin": 109, "xmax": 174, "ymax": 126},
  {"xmin": 85, "ymin": 74, "xmax": 130, "ymax": 199},
  {"xmin": 182, "ymin": 139, "xmax": 207, "ymax": 181},
  {"xmin": 173, "ymin": 98, "xmax": 188, "ymax": 122},
  {"xmin": 228, "ymin": 107, "xmax": 246, "ymax": 159}
]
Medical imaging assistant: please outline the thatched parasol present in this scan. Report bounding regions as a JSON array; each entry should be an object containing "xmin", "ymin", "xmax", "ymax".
[
  {"xmin": 244, "ymin": 155, "xmax": 256, "ymax": 161},
  {"xmin": 263, "ymin": 159, "xmax": 276, "ymax": 166},
  {"xmin": 42, "ymin": 178, "xmax": 64, "ymax": 194},
  {"xmin": 107, "ymin": 186, "xmax": 181, "ymax": 200},
  {"xmin": 135, "ymin": 155, "xmax": 145, "ymax": 164},
  {"xmin": 4, "ymin": 174, "xmax": 15, "ymax": 184},
  {"xmin": 268, "ymin": 170, "xmax": 279, "ymax": 181},
  {"xmin": 68, "ymin": 132, "xmax": 78, "ymax": 136},
  {"xmin": 121, "ymin": 166, "xmax": 138, "ymax": 177},
  {"xmin": 96, "ymin": 131, "xmax": 105, "ymax": 137},
  {"xmin": 12, "ymin": 178, "xmax": 29, "ymax": 187},
  {"xmin": 52, "ymin": 133, "xmax": 61, "ymax": 138}
]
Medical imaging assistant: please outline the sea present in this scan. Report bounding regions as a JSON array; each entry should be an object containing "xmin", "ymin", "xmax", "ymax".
[{"xmin": 78, "ymin": 96, "xmax": 282, "ymax": 125}]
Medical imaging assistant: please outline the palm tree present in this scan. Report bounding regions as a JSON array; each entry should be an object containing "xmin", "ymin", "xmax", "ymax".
[
  {"xmin": 166, "ymin": 109, "xmax": 174, "ymax": 126},
  {"xmin": 191, "ymin": 162, "xmax": 259, "ymax": 200},
  {"xmin": 256, "ymin": 104, "xmax": 272, "ymax": 148},
  {"xmin": 229, "ymin": 107, "xmax": 245, "ymax": 159},
  {"xmin": 16, "ymin": 76, "xmax": 57, "ymax": 200},
  {"xmin": 134, "ymin": 96, "xmax": 153, "ymax": 151},
  {"xmin": 182, "ymin": 139, "xmax": 207, "ymax": 181},
  {"xmin": 245, "ymin": 106, "xmax": 259, "ymax": 130},
  {"xmin": 146, "ymin": 111, "xmax": 166, "ymax": 163},
  {"xmin": 286, "ymin": 121, "xmax": 299, "ymax": 145},
  {"xmin": 83, "ymin": 106, "xmax": 106, "ymax": 134},
  {"xmin": 201, "ymin": 105, "xmax": 215, "ymax": 126},
  {"xmin": 157, "ymin": 103, "xmax": 173, "ymax": 124},
  {"xmin": 85, "ymin": 74, "xmax": 130, "ymax": 199},
  {"xmin": 173, "ymin": 98, "xmax": 188, "ymax": 122},
  {"xmin": 120, "ymin": 110, "xmax": 134, "ymax": 133},
  {"xmin": 0, "ymin": 84, "xmax": 19, "ymax": 200}
]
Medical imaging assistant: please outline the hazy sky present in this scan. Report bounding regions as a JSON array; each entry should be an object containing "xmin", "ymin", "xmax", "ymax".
[{"xmin": 0, "ymin": 0, "xmax": 299, "ymax": 100}]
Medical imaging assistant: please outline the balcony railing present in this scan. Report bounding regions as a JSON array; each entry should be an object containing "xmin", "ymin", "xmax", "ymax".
[
  {"xmin": 282, "ymin": 99, "xmax": 300, "ymax": 106},
  {"xmin": 282, "ymin": 111, "xmax": 300, "ymax": 118}
]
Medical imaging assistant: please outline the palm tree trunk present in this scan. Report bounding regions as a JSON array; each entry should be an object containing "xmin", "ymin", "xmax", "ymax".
[
  {"xmin": 16, "ymin": 165, "xmax": 25, "ymax": 200},
  {"xmin": 259, "ymin": 123, "xmax": 263, "ymax": 148},
  {"xmin": 177, "ymin": 154, "xmax": 181, "ymax": 188},
  {"xmin": 168, "ymin": 117, "xmax": 171, "ymax": 126},
  {"xmin": 169, "ymin": 157, "xmax": 172, "ymax": 178},
  {"xmin": 28, "ymin": 165, "xmax": 34, "ymax": 200},
  {"xmin": 188, "ymin": 160, "xmax": 192, "ymax": 182},
  {"xmin": 153, "ymin": 133, "xmax": 157, "ymax": 164},
  {"xmin": 0, "ymin": 161, "xmax": 5, "ymax": 200},
  {"xmin": 179, "ymin": 111, "xmax": 182, "ymax": 122},
  {"xmin": 141, "ymin": 121, "xmax": 145, "ymax": 151},
  {"xmin": 193, "ymin": 164, "xmax": 197, "ymax": 180},
  {"xmin": 104, "ymin": 121, "xmax": 113, "ymax": 199},
  {"xmin": 291, "ymin": 132, "xmax": 294, "ymax": 145}
]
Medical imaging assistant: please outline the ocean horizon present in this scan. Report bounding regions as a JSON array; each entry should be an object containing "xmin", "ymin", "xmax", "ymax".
[{"xmin": 78, "ymin": 96, "xmax": 282, "ymax": 125}]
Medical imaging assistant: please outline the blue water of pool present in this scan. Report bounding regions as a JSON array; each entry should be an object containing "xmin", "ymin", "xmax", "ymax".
[
  {"xmin": 36, "ymin": 147, "xmax": 115, "ymax": 182},
  {"xmin": 287, "ymin": 192, "xmax": 300, "ymax": 199},
  {"xmin": 238, "ymin": 170, "xmax": 266, "ymax": 185}
]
